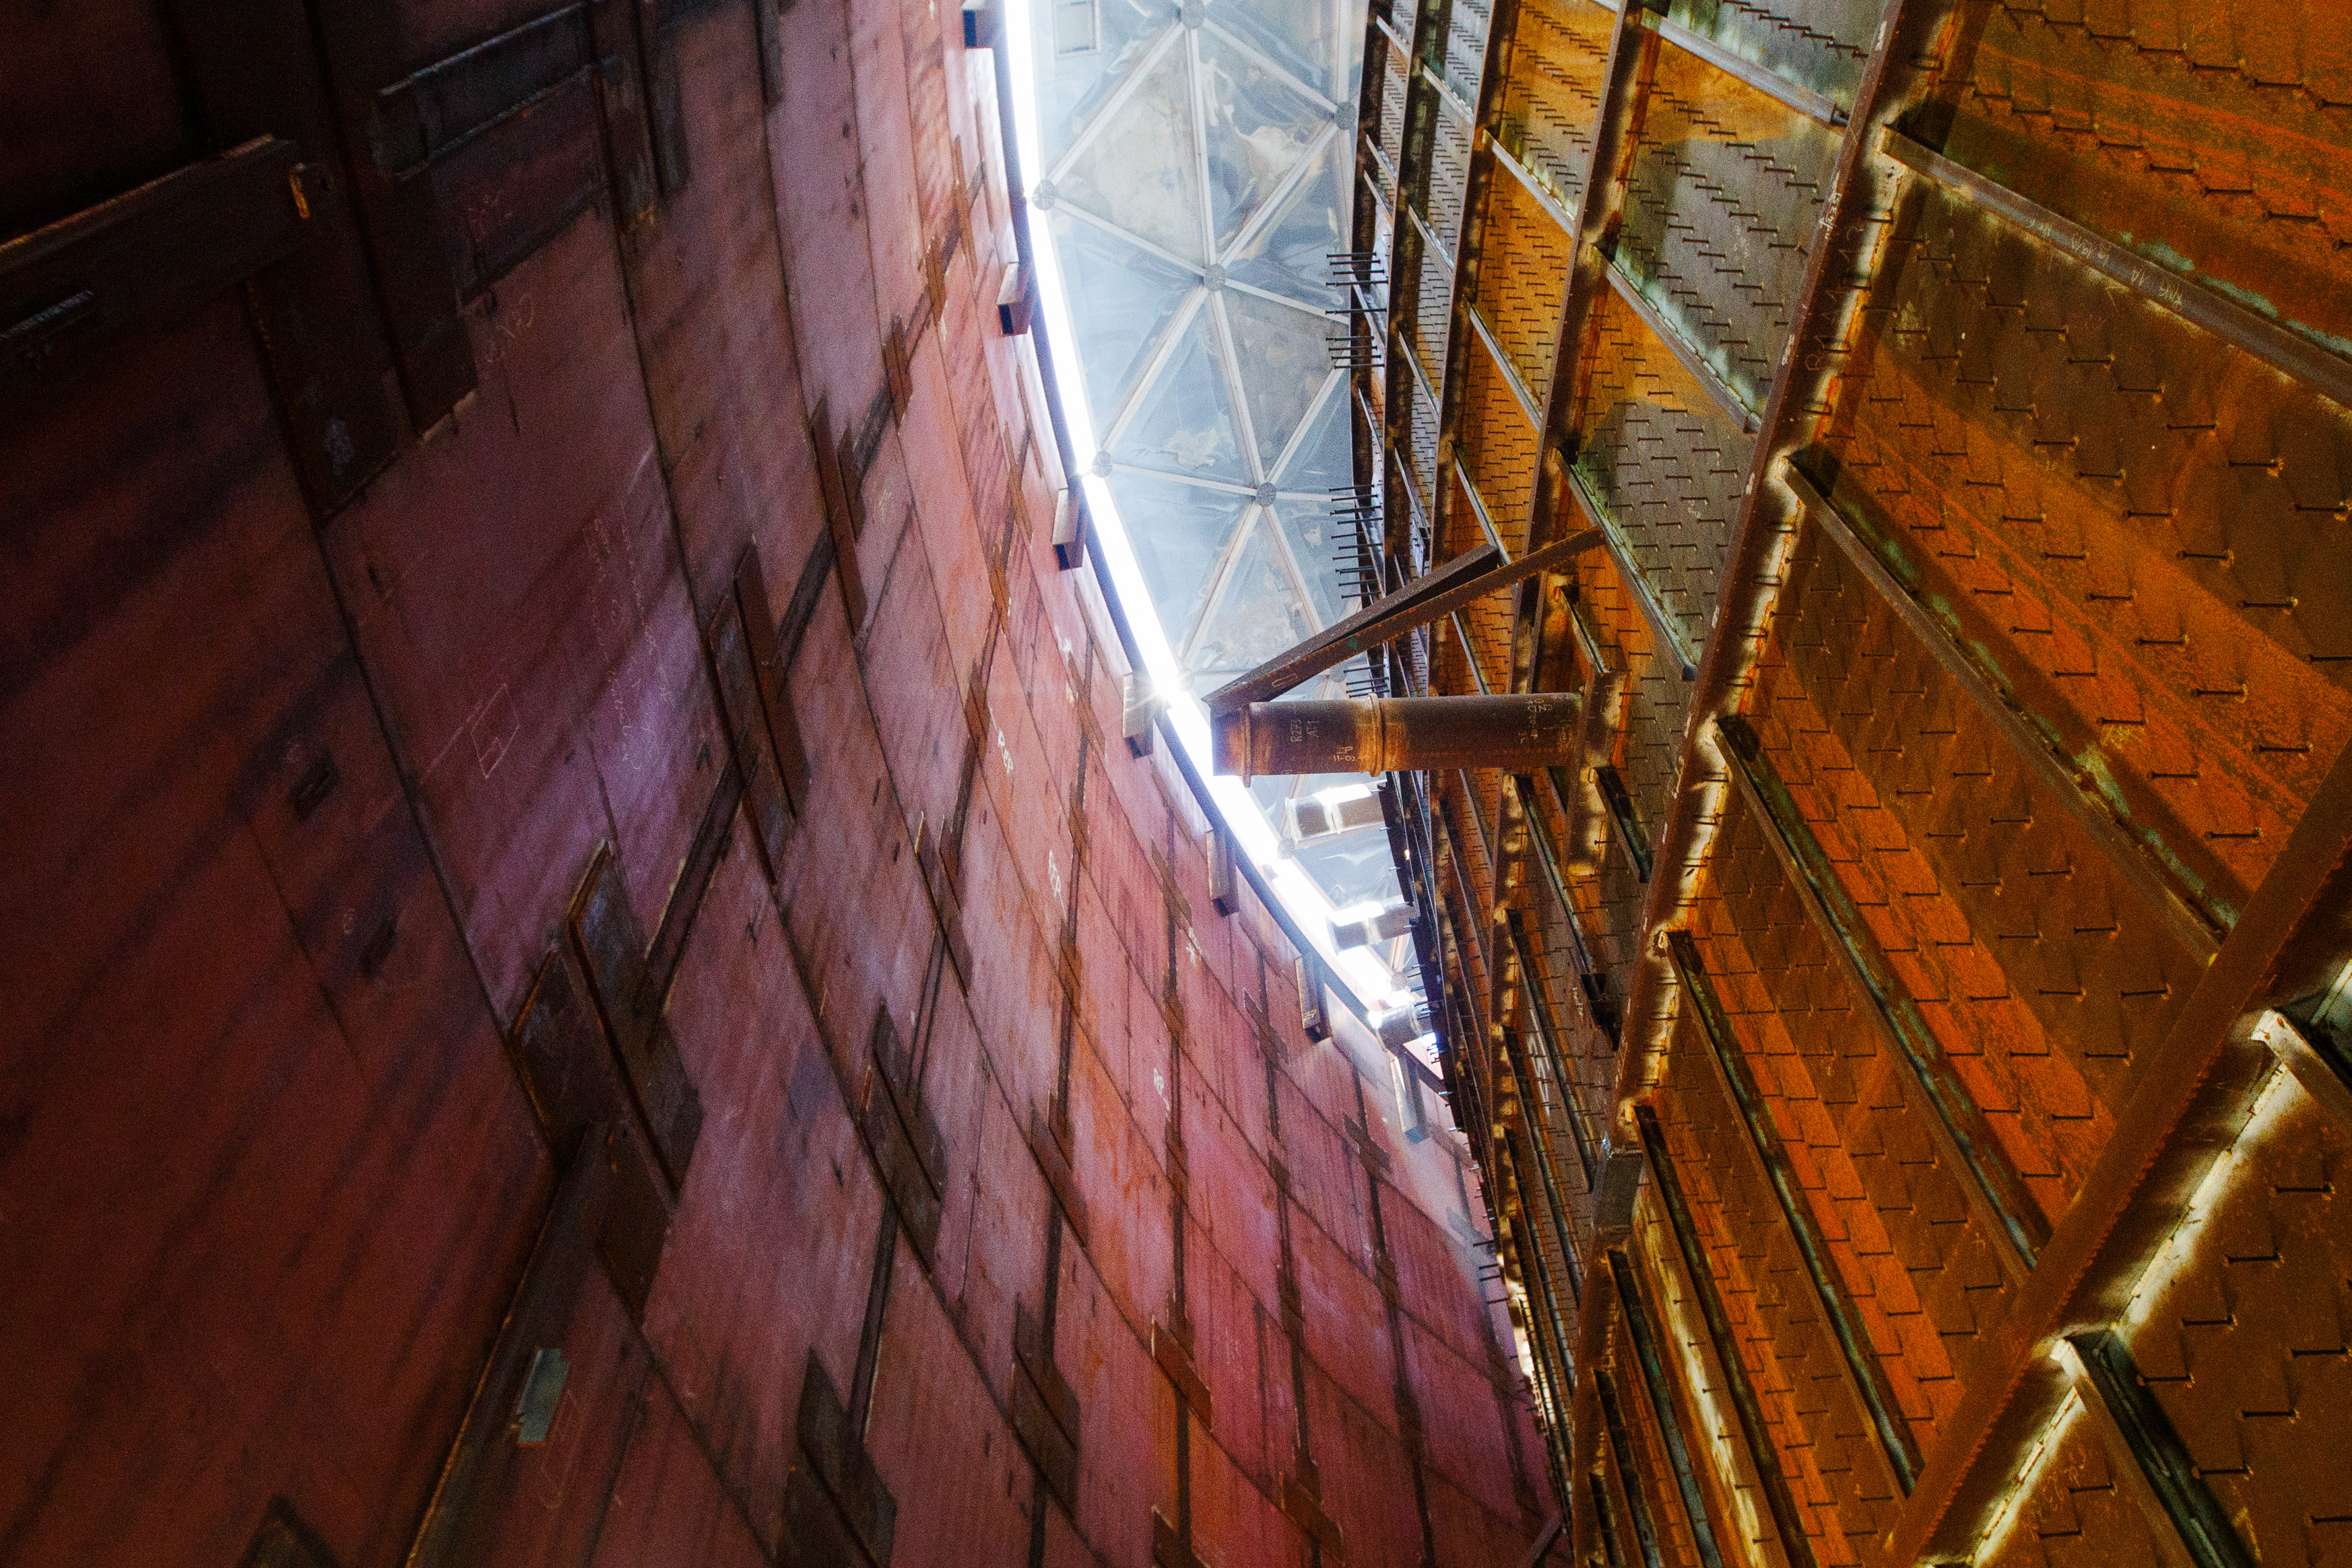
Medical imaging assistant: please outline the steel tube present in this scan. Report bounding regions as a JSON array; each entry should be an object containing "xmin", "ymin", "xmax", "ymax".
[{"xmin": 1237, "ymin": 694, "xmax": 1581, "ymax": 777}]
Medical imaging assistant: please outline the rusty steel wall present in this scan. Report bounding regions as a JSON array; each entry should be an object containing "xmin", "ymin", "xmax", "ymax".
[
  {"xmin": 0, "ymin": 3, "xmax": 1549, "ymax": 1565},
  {"xmin": 1354, "ymin": 0, "xmax": 2352, "ymax": 1564}
]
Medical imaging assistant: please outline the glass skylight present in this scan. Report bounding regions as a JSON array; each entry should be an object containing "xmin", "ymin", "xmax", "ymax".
[{"xmin": 1001, "ymin": 0, "xmax": 1418, "ymax": 1017}]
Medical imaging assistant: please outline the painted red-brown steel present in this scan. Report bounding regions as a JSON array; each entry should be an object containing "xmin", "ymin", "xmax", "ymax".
[
  {"xmin": 0, "ymin": 4, "xmax": 1549, "ymax": 1568},
  {"xmin": 0, "ymin": 298, "xmax": 547, "ymax": 1567}
]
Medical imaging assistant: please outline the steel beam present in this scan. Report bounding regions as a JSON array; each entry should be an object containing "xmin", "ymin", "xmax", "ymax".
[
  {"xmin": 1558, "ymin": 464, "xmax": 1697, "ymax": 680},
  {"xmin": 1600, "ymin": 261, "xmax": 1760, "ymax": 433},
  {"xmin": 1605, "ymin": 1249, "xmax": 1729, "ymax": 1568},
  {"xmin": 1633, "ymin": 1105, "xmax": 1819, "ymax": 1568},
  {"xmin": 1205, "ymin": 528, "xmax": 1601, "ymax": 717},
  {"xmin": 1632, "ymin": 7, "xmax": 1845, "ymax": 128},
  {"xmin": 2053, "ymin": 1332, "xmax": 2256, "ymax": 1568}
]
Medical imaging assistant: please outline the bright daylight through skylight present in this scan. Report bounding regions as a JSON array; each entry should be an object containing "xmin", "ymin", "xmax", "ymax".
[{"xmin": 998, "ymin": 0, "xmax": 1429, "ymax": 1033}]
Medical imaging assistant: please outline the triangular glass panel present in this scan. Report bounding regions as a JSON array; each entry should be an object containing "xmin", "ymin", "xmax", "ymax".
[
  {"xmin": 1111, "ymin": 308, "xmax": 1248, "ymax": 483},
  {"xmin": 1201, "ymin": 0, "xmax": 1349, "ymax": 105},
  {"xmin": 1049, "ymin": 217, "xmax": 1198, "ymax": 430},
  {"xmin": 1223, "ymin": 131, "xmax": 1346, "ymax": 306},
  {"xmin": 1054, "ymin": 42, "xmax": 1206, "ymax": 263},
  {"xmin": 1105, "ymin": 470, "xmax": 1251, "ymax": 647},
  {"xmin": 1200, "ymin": 30, "xmax": 1330, "ymax": 253},
  {"xmin": 1186, "ymin": 512, "xmax": 1315, "ymax": 680},
  {"xmin": 1297, "ymin": 830, "xmax": 1402, "ymax": 911},
  {"xmin": 1270, "ymin": 499, "xmax": 1357, "ymax": 629},
  {"xmin": 1035, "ymin": 5, "xmax": 1184, "ymax": 168},
  {"xmin": 1272, "ymin": 373, "xmax": 1351, "ymax": 492},
  {"xmin": 1218, "ymin": 289, "xmax": 1329, "ymax": 475}
]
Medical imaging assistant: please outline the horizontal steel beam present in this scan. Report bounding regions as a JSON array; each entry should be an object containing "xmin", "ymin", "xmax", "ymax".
[
  {"xmin": 1465, "ymin": 301, "xmax": 1546, "ymax": 429},
  {"xmin": 2253, "ymin": 1008, "xmax": 2352, "ymax": 1134},
  {"xmin": 1206, "ymin": 529, "xmax": 1602, "ymax": 713},
  {"xmin": 1634, "ymin": 1105, "xmax": 1820, "ymax": 1568},
  {"xmin": 1633, "ymin": 7, "xmax": 1845, "ymax": 127},
  {"xmin": 1883, "ymin": 738, "xmax": 2352, "ymax": 1563},
  {"xmin": 1421, "ymin": 61, "xmax": 1477, "ymax": 128},
  {"xmin": 2054, "ymin": 1332, "xmax": 2256, "ymax": 1568},
  {"xmin": 1406, "ymin": 198, "xmax": 1456, "ymax": 272},
  {"xmin": 3, "ymin": 137, "xmax": 308, "ymax": 406},
  {"xmin": 1606, "ymin": 1249, "xmax": 1730, "ymax": 1568},
  {"xmin": 1484, "ymin": 134, "xmax": 1578, "ymax": 235},
  {"xmin": 1453, "ymin": 462, "xmax": 1506, "ymax": 552},
  {"xmin": 1558, "ymin": 464, "xmax": 1699, "ymax": 679}
]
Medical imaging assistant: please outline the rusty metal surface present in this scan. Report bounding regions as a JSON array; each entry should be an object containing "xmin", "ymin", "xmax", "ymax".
[
  {"xmin": 1242, "ymin": 694, "xmax": 1583, "ymax": 777},
  {"xmin": 1352, "ymin": 0, "xmax": 2352, "ymax": 1550}
]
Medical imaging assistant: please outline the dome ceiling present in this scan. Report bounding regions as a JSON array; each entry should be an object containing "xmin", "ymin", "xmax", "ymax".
[{"xmin": 1026, "ymin": 0, "xmax": 1410, "ymax": 942}]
